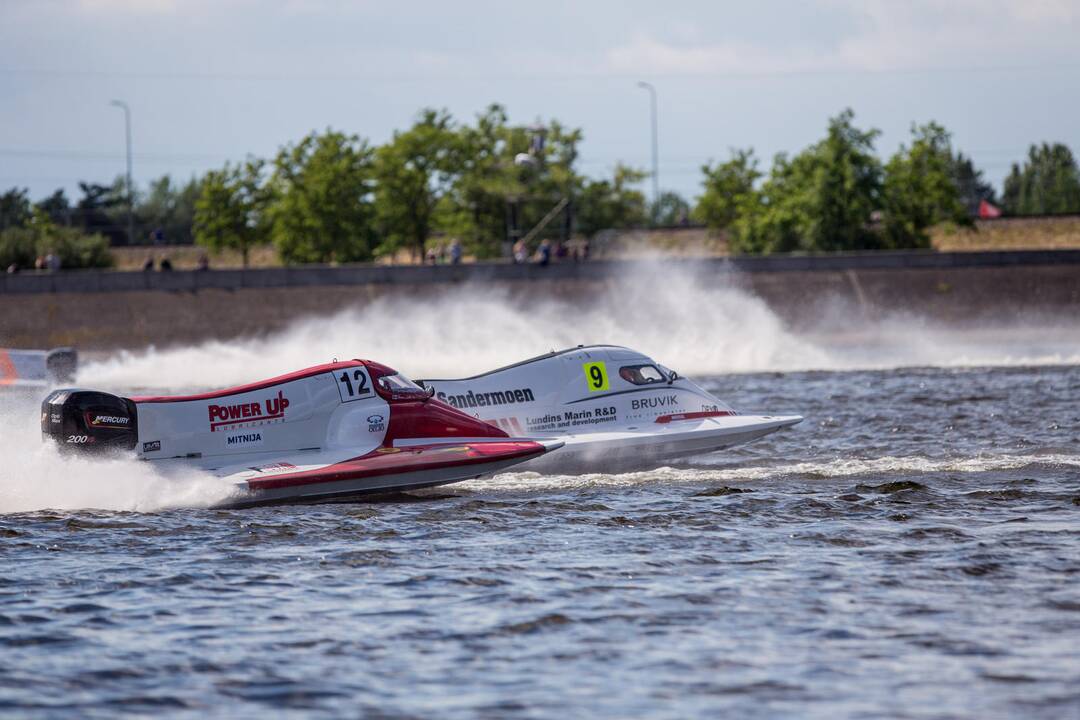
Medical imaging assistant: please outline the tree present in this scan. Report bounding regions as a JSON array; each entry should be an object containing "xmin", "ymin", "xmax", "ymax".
[
  {"xmin": 1002, "ymin": 143, "xmax": 1080, "ymax": 215},
  {"xmin": 374, "ymin": 109, "xmax": 463, "ymax": 260},
  {"xmin": 193, "ymin": 159, "xmax": 267, "ymax": 267},
  {"xmin": 0, "ymin": 188, "xmax": 33, "ymax": 231},
  {"xmin": 575, "ymin": 164, "xmax": 648, "ymax": 236},
  {"xmin": 881, "ymin": 122, "xmax": 970, "ymax": 248},
  {"xmin": 448, "ymin": 105, "xmax": 586, "ymax": 257},
  {"xmin": 268, "ymin": 130, "xmax": 377, "ymax": 264},
  {"xmin": 74, "ymin": 179, "xmax": 127, "ymax": 245},
  {"xmin": 725, "ymin": 110, "xmax": 883, "ymax": 254},
  {"xmin": 652, "ymin": 191, "xmax": 691, "ymax": 226},
  {"xmin": 140, "ymin": 175, "xmax": 201, "ymax": 244},
  {"xmin": 953, "ymin": 153, "xmax": 996, "ymax": 215},
  {"xmin": 805, "ymin": 109, "xmax": 882, "ymax": 251},
  {"xmin": 694, "ymin": 149, "xmax": 761, "ymax": 232},
  {"xmin": 36, "ymin": 189, "xmax": 73, "ymax": 227}
]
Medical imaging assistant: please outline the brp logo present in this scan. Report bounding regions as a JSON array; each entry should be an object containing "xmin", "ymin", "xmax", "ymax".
[{"xmin": 367, "ymin": 414, "xmax": 385, "ymax": 433}]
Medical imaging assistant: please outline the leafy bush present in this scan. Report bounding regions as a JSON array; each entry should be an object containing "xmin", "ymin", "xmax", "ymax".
[
  {"xmin": 0, "ymin": 225, "xmax": 113, "ymax": 270},
  {"xmin": 0, "ymin": 227, "xmax": 38, "ymax": 268},
  {"xmin": 47, "ymin": 228, "xmax": 113, "ymax": 269}
]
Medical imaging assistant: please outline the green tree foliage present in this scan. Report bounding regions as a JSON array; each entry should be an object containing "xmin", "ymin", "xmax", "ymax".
[
  {"xmin": 575, "ymin": 164, "xmax": 648, "ymax": 236},
  {"xmin": 140, "ymin": 175, "xmax": 200, "ymax": 244},
  {"xmin": 193, "ymin": 160, "xmax": 268, "ymax": 267},
  {"xmin": 732, "ymin": 111, "xmax": 883, "ymax": 253},
  {"xmin": 881, "ymin": 122, "xmax": 970, "ymax": 249},
  {"xmin": 36, "ymin": 189, "xmax": 74, "ymax": 227},
  {"xmin": 803, "ymin": 109, "xmax": 883, "ymax": 251},
  {"xmin": 1002, "ymin": 143, "xmax": 1080, "ymax": 215},
  {"xmin": 0, "ymin": 208, "xmax": 111, "ymax": 270},
  {"xmin": 652, "ymin": 191, "xmax": 691, "ymax": 226},
  {"xmin": 698, "ymin": 111, "xmax": 979, "ymax": 254},
  {"xmin": 268, "ymin": 130, "xmax": 377, "ymax": 264},
  {"xmin": 0, "ymin": 188, "xmax": 33, "ymax": 231},
  {"xmin": 0, "ymin": 228, "xmax": 36, "ymax": 268},
  {"xmin": 74, "ymin": 179, "xmax": 127, "ymax": 244},
  {"xmin": 448, "ymin": 105, "xmax": 585, "ymax": 257},
  {"xmin": 374, "ymin": 109, "xmax": 463, "ymax": 260},
  {"xmin": 694, "ymin": 149, "xmax": 761, "ymax": 232},
  {"xmin": 953, "ymin": 153, "xmax": 996, "ymax": 215}
]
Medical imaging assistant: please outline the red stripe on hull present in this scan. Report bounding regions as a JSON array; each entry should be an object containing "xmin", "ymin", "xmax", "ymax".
[
  {"xmin": 654, "ymin": 410, "xmax": 735, "ymax": 424},
  {"xmin": 246, "ymin": 441, "xmax": 546, "ymax": 491}
]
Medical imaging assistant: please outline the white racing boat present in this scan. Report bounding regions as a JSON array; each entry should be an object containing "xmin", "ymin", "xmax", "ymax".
[
  {"xmin": 419, "ymin": 345, "xmax": 802, "ymax": 473},
  {"xmin": 41, "ymin": 359, "xmax": 561, "ymax": 507}
]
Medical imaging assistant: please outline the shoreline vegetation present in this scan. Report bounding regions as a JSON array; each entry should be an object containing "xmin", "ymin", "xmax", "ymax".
[{"xmin": 3, "ymin": 105, "xmax": 1080, "ymax": 272}]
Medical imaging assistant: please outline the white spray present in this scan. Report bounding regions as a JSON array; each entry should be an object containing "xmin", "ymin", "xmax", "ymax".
[{"xmin": 80, "ymin": 265, "xmax": 1080, "ymax": 392}]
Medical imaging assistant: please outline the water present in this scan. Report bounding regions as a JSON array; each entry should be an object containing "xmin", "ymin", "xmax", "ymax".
[{"xmin": 1, "ymin": 363, "xmax": 1078, "ymax": 718}]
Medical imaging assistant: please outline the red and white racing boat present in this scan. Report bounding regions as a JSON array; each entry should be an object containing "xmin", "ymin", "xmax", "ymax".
[
  {"xmin": 41, "ymin": 360, "xmax": 561, "ymax": 507},
  {"xmin": 419, "ymin": 345, "xmax": 802, "ymax": 473}
]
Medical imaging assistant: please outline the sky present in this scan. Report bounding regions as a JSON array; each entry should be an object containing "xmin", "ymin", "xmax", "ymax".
[{"xmin": 2, "ymin": 0, "xmax": 1079, "ymax": 204}]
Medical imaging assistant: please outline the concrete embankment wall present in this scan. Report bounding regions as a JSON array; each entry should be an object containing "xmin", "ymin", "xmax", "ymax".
[{"xmin": 2, "ymin": 251, "xmax": 1078, "ymax": 351}]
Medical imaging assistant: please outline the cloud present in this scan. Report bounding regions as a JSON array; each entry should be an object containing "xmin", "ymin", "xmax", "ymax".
[{"xmin": 604, "ymin": 0, "xmax": 1080, "ymax": 77}]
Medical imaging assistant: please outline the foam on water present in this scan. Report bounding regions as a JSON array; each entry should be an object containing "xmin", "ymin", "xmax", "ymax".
[
  {"xmin": 469, "ymin": 453, "xmax": 1080, "ymax": 494},
  {"xmin": 0, "ymin": 399, "xmax": 233, "ymax": 513}
]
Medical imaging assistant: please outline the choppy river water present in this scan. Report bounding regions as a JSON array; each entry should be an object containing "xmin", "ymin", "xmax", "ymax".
[{"xmin": 1, "ymin": 364, "xmax": 1078, "ymax": 718}]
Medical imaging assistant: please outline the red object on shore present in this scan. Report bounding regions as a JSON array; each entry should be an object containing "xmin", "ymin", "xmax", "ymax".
[{"xmin": 978, "ymin": 200, "xmax": 1002, "ymax": 219}]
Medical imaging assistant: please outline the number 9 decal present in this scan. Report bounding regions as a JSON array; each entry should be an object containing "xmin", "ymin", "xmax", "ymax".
[{"xmin": 583, "ymin": 361, "xmax": 609, "ymax": 392}]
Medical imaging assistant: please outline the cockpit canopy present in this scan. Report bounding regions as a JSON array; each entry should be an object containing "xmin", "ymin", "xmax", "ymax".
[
  {"xmin": 376, "ymin": 372, "xmax": 431, "ymax": 401},
  {"xmin": 618, "ymin": 363, "xmax": 677, "ymax": 386},
  {"xmin": 361, "ymin": 360, "xmax": 434, "ymax": 402}
]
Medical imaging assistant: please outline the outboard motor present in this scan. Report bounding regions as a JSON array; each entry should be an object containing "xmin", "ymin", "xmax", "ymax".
[{"xmin": 41, "ymin": 389, "xmax": 138, "ymax": 453}]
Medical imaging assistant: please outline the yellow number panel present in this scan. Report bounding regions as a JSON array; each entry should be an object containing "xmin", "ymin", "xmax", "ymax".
[{"xmin": 583, "ymin": 361, "xmax": 610, "ymax": 392}]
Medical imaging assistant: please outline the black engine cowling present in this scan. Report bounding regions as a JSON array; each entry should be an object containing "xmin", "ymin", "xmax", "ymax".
[{"xmin": 41, "ymin": 389, "xmax": 138, "ymax": 453}]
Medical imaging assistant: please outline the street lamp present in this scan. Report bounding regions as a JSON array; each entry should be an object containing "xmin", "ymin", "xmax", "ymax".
[
  {"xmin": 636, "ymin": 81, "xmax": 659, "ymax": 222},
  {"xmin": 109, "ymin": 99, "xmax": 134, "ymax": 244}
]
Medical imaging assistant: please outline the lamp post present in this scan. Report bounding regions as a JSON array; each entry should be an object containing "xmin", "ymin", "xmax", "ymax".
[
  {"xmin": 636, "ymin": 81, "xmax": 659, "ymax": 222},
  {"xmin": 109, "ymin": 99, "xmax": 134, "ymax": 244}
]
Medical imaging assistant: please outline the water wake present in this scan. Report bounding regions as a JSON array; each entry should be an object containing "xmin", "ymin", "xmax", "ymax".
[
  {"xmin": 468, "ymin": 453, "xmax": 1080, "ymax": 494},
  {"xmin": 0, "ymin": 400, "xmax": 233, "ymax": 514}
]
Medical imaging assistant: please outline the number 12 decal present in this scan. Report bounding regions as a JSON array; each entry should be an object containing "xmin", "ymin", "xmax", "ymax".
[
  {"xmin": 583, "ymin": 361, "xmax": 610, "ymax": 392},
  {"xmin": 337, "ymin": 367, "xmax": 372, "ymax": 402}
]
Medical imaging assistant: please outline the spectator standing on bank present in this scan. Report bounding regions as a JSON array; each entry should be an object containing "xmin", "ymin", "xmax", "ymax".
[
  {"xmin": 159, "ymin": 256, "xmax": 173, "ymax": 271},
  {"xmin": 7, "ymin": 262, "xmax": 18, "ymax": 274},
  {"xmin": 45, "ymin": 252, "xmax": 61, "ymax": 272},
  {"xmin": 142, "ymin": 255, "xmax": 155, "ymax": 271},
  {"xmin": 449, "ymin": 238, "xmax": 462, "ymax": 265},
  {"xmin": 196, "ymin": 254, "xmax": 210, "ymax": 271},
  {"xmin": 513, "ymin": 240, "xmax": 527, "ymax": 264},
  {"xmin": 536, "ymin": 239, "xmax": 551, "ymax": 266}
]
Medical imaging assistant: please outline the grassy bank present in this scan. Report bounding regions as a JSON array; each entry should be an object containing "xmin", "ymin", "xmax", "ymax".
[{"xmin": 930, "ymin": 216, "xmax": 1080, "ymax": 251}]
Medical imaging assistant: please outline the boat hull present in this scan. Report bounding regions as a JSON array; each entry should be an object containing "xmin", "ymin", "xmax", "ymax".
[
  {"xmin": 223, "ymin": 440, "xmax": 561, "ymax": 507},
  {"xmin": 514, "ymin": 415, "xmax": 801, "ymax": 473}
]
